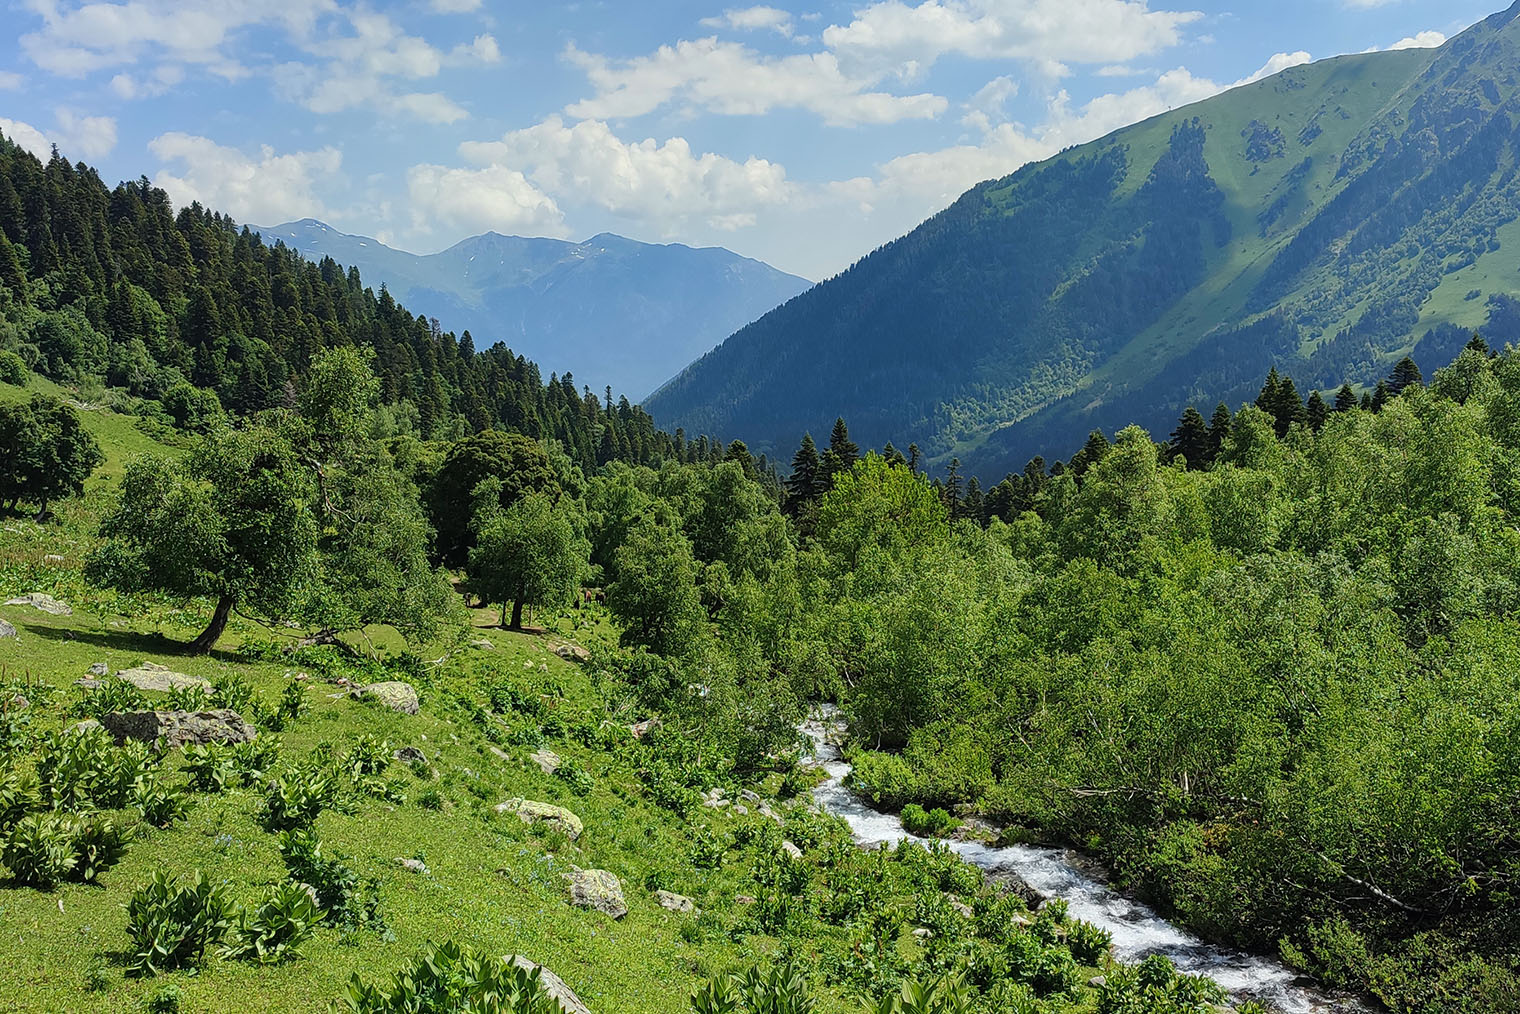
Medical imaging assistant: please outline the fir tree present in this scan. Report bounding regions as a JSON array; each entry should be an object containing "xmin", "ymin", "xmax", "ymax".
[
  {"xmin": 785, "ymin": 433, "xmax": 821, "ymax": 510},
  {"xmin": 1306, "ymin": 390, "xmax": 1328, "ymax": 432},
  {"xmin": 1466, "ymin": 332, "xmax": 1491, "ymax": 357},
  {"xmin": 1388, "ymin": 356, "xmax": 1422, "ymax": 394},
  {"xmin": 1333, "ymin": 384, "xmax": 1357, "ymax": 412},
  {"xmin": 943, "ymin": 458, "xmax": 963, "ymax": 517},
  {"xmin": 963, "ymin": 476, "xmax": 985, "ymax": 526},
  {"xmin": 1270, "ymin": 374, "xmax": 1305, "ymax": 438},
  {"xmin": 1207, "ymin": 403, "xmax": 1232, "ymax": 461},
  {"xmin": 1371, "ymin": 380, "xmax": 1390, "ymax": 412},
  {"xmin": 1069, "ymin": 430, "xmax": 1110, "ymax": 478},
  {"xmin": 828, "ymin": 417, "xmax": 859, "ymax": 471},
  {"xmin": 1168, "ymin": 407, "xmax": 1211, "ymax": 470},
  {"xmin": 907, "ymin": 443, "xmax": 922, "ymax": 475}
]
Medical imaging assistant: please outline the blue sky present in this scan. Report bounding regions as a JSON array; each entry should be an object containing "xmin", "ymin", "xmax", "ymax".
[{"xmin": 0, "ymin": 0, "xmax": 1501, "ymax": 280}]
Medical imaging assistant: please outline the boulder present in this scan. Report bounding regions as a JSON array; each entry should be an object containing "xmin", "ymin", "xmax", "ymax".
[
  {"xmin": 397, "ymin": 857, "xmax": 429, "ymax": 875},
  {"xmin": 912, "ymin": 927, "xmax": 934, "ymax": 940},
  {"xmin": 550, "ymin": 641, "xmax": 590, "ymax": 663},
  {"xmin": 700, "ymin": 787, "xmax": 729, "ymax": 809},
  {"xmin": 469, "ymin": 638, "xmax": 494, "ymax": 650},
  {"xmin": 87, "ymin": 662, "xmax": 109, "ymax": 677},
  {"xmin": 655, "ymin": 890, "xmax": 697, "ymax": 913},
  {"xmin": 781, "ymin": 840, "xmax": 803, "ymax": 861},
  {"xmin": 0, "ymin": 619, "xmax": 15, "ymax": 639},
  {"xmin": 530, "ymin": 747, "xmax": 561, "ymax": 775},
  {"xmin": 3, "ymin": 592, "xmax": 71, "ymax": 615},
  {"xmin": 494, "ymin": 798, "xmax": 584, "ymax": 840},
  {"xmin": 628, "ymin": 718, "xmax": 661, "ymax": 739},
  {"xmin": 74, "ymin": 678, "xmax": 104, "ymax": 691},
  {"xmin": 564, "ymin": 868, "xmax": 627, "ymax": 918},
  {"xmin": 393, "ymin": 746, "xmax": 427, "ymax": 764},
  {"xmin": 117, "ymin": 663, "xmax": 212, "ymax": 693},
  {"xmin": 1087, "ymin": 975, "xmax": 1107, "ymax": 989},
  {"xmin": 356, "ymin": 681, "xmax": 419, "ymax": 714},
  {"xmin": 43, "ymin": 554, "xmax": 65, "ymax": 566},
  {"xmin": 507, "ymin": 956, "xmax": 592, "ymax": 1014},
  {"xmin": 100, "ymin": 709, "xmax": 256, "ymax": 748},
  {"xmin": 949, "ymin": 899, "xmax": 974, "ymax": 919},
  {"xmin": 70, "ymin": 719, "xmax": 103, "ymax": 734}
]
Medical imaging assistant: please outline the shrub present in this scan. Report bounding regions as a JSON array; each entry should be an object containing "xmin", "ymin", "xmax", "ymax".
[
  {"xmin": 68, "ymin": 814, "xmax": 129, "ymax": 882},
  {"xmin": 848, "ymin": 751, "xmax": 921, "ymax": 810},
  {"xmin": 690, "ymin": 825, "xmax": 727, "ymax": 870},
  {"xmin": 70, "ymin": 679, "xmax": 149, "ymax": 720},
  {"xmin": 416, "ymin": 786, "xmax": 444, "ymax": 811},
  {"xmin": 342, "ymin": 940, "xmax": 552, "ymax": 1013},
  {"xmin": 262, "ymin": 765, "xmax": 336, "ymax": 830},
  {"xmin": 0, "ymin": 349, "xmax": 29, "ymax": 386},
  {"xmin": 277, "ymin": 828, "xmax": 388, "ymax": 934},
  {"xmin": 870, "ymin": 974, "xmax": 972, "ymax": 1014},
  {"xmin": 2, "ymin": 813, "xmax": 78, "ymax": 886},
  {"xmin": 183, "ymin": 742, "xmax": 234, "ymax": 793},
  {"xmin": 222, "ymin": 882, "xmax": 323, "ymax": 964},
  {"xmin": 125, "ymin": 870, "xmax": 235, "ymax": 975},
  {"xmin": 278, "ymin": 680, "xmax": 308, "ymax": 723},
  {"xmin": 1067, "ymin": 919, "xmax": 1112, "ymax": 966},
  {"xmin": 214, "ymin": 672, "xmax": 254, "ymax": 712},
  {"xmin": 691, "ymin": 961, "xmax": 813, "ymax": 1014},
  {"xmin": 134, "ymin": 775, "xmax": 189, "ymax": 828},
  {"xmin": 553, "ymin": 759, "xmax": 594, "ymax": 795},
  {"xmin": 146, "ymin": 984, "xmax": 183, "ymax": 1014},
  {"xmin": 900, "ymin": 804, "xmax": 960, "ymax": 838},
  {"xmin": 230, "ymin": 737, "xmax": 281, "ymax": 787},
  {"xmin": 0, "ymin": 768, "xmax": 41, "ymax": 832},
  {"xmin": 164, "ymin": 684, "xmax": 210, "ymax": 711},
  {"xmin": 344, "ymin": 735, "xmax": 390, "ymax": 779}
]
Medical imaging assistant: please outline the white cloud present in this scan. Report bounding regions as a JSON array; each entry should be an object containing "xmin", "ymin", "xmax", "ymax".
[
  {"xmin": 700, "ymin": 6, "xmax": 795, "ymax": 36},
  {"xmin": 19, "ymin": 0, "xmax": 333, "ymax": 78},
  {"xmin": 0, "ymin": 118, "xmax": 53, "ymax": 159},
  {"xmin": 821, "ymin": 0, "xmax": 1204, "ymax": 79},
  {"xmin": 565, "ymin": 38, "xmax": 946, "ymax": 126},
  {"xmin": 406, "ymin": 163, "xmax": 567, "ymax": 238},
  {"xmin": 1387, "ymin": 31, "xmax": 1446, "ymax": 51},
  {"xmin": 431, "ymin": 0, "xmax": 482, "ymax": 11},
  {"xmin": 453, "ymin": 34, "xmax": 500, "ymax": 64},
  {"xmin": 108, "ymin": 64, "xmax": 184, "ymax": 99},
  {"xmin": 149, "ymin": 132, "xmax": 343, "ymax": 225},
  {"xmin": 395, "ymin": 91, "xmax": 470, "ymax": 123},
  {"xmin": 961, "ymin": 74, "xmax": 1019, "ymax": 129},
  {"xmin": 0, "ymin": 72, "xmax": 22, "ymax": 90},
  {"xmin": 1237, "ymin": 50, "xmax": 1313, "ymax": 85},
  {"xmin": 457, "ymin": 116, "xmax": 793, "ymax": 233},
  {"xmin": 52, "ymin": 108, "xmax": 117, "ymax": 157}
]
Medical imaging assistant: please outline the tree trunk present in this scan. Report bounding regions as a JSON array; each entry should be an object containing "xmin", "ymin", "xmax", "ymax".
[
  {"xmin": 510, "ymin": 596, "xmax": 524, "ymax": 630},
  {"xmin": 190, "ymin": 594, "xmax": 236, "ymax": 654},
  {"xmin": 500, "ymin": 600, "xmax": 509, "ymax": 628}
]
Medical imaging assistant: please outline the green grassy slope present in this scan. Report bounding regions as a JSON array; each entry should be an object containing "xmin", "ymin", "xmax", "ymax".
[{"xmin": 646, "ymin": 2, "xmax": 1520, "ymax": 477}]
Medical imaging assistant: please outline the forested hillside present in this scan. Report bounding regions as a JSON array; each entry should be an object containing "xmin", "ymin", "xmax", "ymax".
[
  {"xmin": 256, "ymin": 219, "xmax": 811, "ymax": 400},
  {"xmin": 0, "ymin": 134, "xmax": 716, "ymax": 472},
  {"xmin": 648, "ymin": 1, "xmax": 1520, "ymax": 478}
]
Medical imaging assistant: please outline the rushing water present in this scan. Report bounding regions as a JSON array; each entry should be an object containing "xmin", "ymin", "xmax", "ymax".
[{"xmin": 800, "ymin": 710, "xmax": 1368, "ymax": 1014}]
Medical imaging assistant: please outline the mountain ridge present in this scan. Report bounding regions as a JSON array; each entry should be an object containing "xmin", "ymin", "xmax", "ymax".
[
  {"xmin": 646, "ymin": 8, "xmax": 1520, "ymax": 478},
  {"xmin": 252, "ymin": 219, "xmax": 812, "ymax": 400}
]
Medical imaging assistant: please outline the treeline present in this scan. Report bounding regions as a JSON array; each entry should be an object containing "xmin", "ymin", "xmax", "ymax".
[{"xmin": 0, "ymin": 132, "xmax": 726, "ymax": 472}]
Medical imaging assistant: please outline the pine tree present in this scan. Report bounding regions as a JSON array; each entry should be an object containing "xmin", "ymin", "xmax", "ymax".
[
  {"xmin": 1388, "ymin": 356, "xmax": 1422, "ymax": 394},
  {"xmin": 786, "ymin": 433, "xmax": 821, "ymax": 509},
  {"xmin": 1467, "ymin": 332, "xmax": 1491, "ymax": 357},
  {"xmin": 724, "ymin": 439, "xmax": 754, "ymax": 476},
  {"xmin": 882, "ymin": 441, "xmax": 907, "ymax": 468},
  {"xmin": 1360, "ymin": 391, "xmax": 1374, "ymax": 411},
  {"xmin": 1305, "ymin": 391, "xmax": 1329, "ymax": 432},
  {"xmin": 1333, "ymin": 384, "xmax": 1357, "ymax": 412},
  {"xmin": 963, "ymin": 476, "xmax": 985, "ymax": 526},
  {"xmin": 1256, "ymin": 368, "xmax": 1281, "ymax": 414},
  {"xmin": 1371, "ymin": 380, "xmax": 1390, "ymax": 412},
  {"xmin": 1207, "ymin": 403, "xmax": 1232, "ymax": 461},
  {"xmin": 828, "ymin": 417, "xmax": 859, "ymax": 471},
  {"xmin": 1070, "ymin": 430, "xmax": 1110, "ymax": 478},
  {"xmin": 1270, "ymin": 374, "xmax": 1305, "ymax": 437},
  {"xmin": 1168, "ymin": 407, "xmax": 1210, "ymax": 470},
  {"xmin": 943, "ymin": 458, "xmax": 963, "ymax": 517},
  {"xmin": 907, "ymin": 443, "xmax": 922, "ymax": 475}
]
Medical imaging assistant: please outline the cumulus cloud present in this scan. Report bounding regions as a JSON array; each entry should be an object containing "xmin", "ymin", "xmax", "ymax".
[
  {"xmin": 0, "ymin": 118, "xmax": 53, "ymax": 159},
  {"xmin": 109, "ymin": 64, "xmax": 184, "ymax": 99},
  {"xmin": 821, "ymin": 0, "xmax": 1204, "ymax": 79},
  {"xmin": 565, "ymin": 39, "xmax": 946, "ymax": 126},
  {"xmin": 149, "ymin": 132, "xmax": 343, "ymax": 225},
  {"xmin": 52, "ymin": 108, "xmax": 117, "ymax": 157},
  {"xmin": 455, "ymin": 116, "xmax": 793, "ymax": 233},
  {"xmin": 1387, "ymin": 31, "xmax": 1447, "ymax": 51},
  {"xmin": 406, "ymin": 163, "xmax": 567, "ymax": 238},
  {"xmin": 700, "ymin": 6, "xmax": 796, "ymax": 36}
]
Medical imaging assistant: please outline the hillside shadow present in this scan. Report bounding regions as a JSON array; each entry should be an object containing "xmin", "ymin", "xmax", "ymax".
[{"xmin": 16, "ymin": 621, "xmax": 238, "ymax": 665}]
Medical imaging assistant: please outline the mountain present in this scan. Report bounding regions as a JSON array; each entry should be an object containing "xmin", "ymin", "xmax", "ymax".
[
  {"xmin": 252, "ymin": 220, "xmax": 811, "ymax": 400},
  {"xmin": 647, "ymin": 4, "xmax": 1520, "ymax": 477}
]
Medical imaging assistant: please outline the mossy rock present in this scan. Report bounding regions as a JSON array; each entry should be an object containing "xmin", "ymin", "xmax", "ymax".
[{"xmin": 494, "ymin": 798, "xmax": 583, "ymax": 840}]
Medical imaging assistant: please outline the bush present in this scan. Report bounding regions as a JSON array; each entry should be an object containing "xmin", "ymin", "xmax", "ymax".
[
  {"xmin": 691, "ymin": 961, "xmax": 813, "ymax": 1014},
  {"xmin": 146, "ymin": 984, "xmax": 183, "ymax": 1014},
  {"xmin": 2, "ymin": 813, "xmax": 77, "ymax": 886},
  {"xmin": 553, "ymin": 759, "xmax": 594, "ymax": 795},
  {"xmin": 214, "ymin": 671, "xmax": 254, "ymax": 713},
  {"xmin": 848, "ymin": 751, "xmax": 921, "ymax": 810},
  {"xmin": 183, "ymin": 743, "xmax": 234, "ymax": 793},
  {"xmin": 36, "ymin": 725, "xmax": 151, "ymax": 810},
  {"xmin": 69, "ymin": 814, "xmax": 129, "ymax": 882},
  {"xmin": 344, "ymin": 735, "xmax": 390, "ymax": 779},
  {"xmin": 278, "ymin": 828, "xmax": 388, "ymax": 934},
  {"xmin": 70, "ymin": 679, "xmax": 149, "ymax": 720},
  {"xmin": 134, "ymin": 775, "xmax": 189, "ymax": 828},
  {"xmin": 230, "ymin": 737, "xmax": 281, "ymax": 787},
  {"xmin": 278, "ymin": 680, "xmax": 309, "ymax": 724},
  {"xmin": 0, "ymin": 768, "xmax": 41, "ymax": 832},
  {"xmin": 900, "ymin": 803, "xmax": 960, "ymax": 838},
  {"xmin": 342, "ymin": 940, "xmax": 551, "ymax": 1013},
  {"xmin": 0, "ymin": 349, "xmax": 28, "ymax": 386},
  {"xmin": 690, "ymin": 825, "xmax": 727, "ymax": 870},
  {"xmin": 1067, "ymin": 919, "xmax": 1113, "ymax": 966},
  {"xmin": 222, "ymin": 882, "xmax": 323, "ymax": 964},
  {"xmin": 263, "ymin": 765, "xmax": 337, "ymax": 830},
  {"xmin": 125, "ymin": 870, "xmax": 235, "ymax": 975}
]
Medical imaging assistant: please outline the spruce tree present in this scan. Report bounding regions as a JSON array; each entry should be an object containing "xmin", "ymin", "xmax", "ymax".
[
  {"xmin": 1388, "ymin": 356, "xmax": 1422, "ymax": 394},
  {"xmin": 1256, "ymin": 368, "xmax": 1281, "ymax": 414},
  {"xmin": 882, "ymin": 441, "xmax": 907, "ymax": 468},
  {"xmin": 828, "ymin": 417, "xmax": 859, "ymax": 471},
  {"xmin": 1333, "ymin": 384, "xmax": 1357, "ymax": 412},
  {"xmin": 1271, "ymin": 374, "xmax": 1305, "ymax": 437},
  {"xmin": 1466, "ymin": 332, "xmax": 1491, "ymax": 357},
  {"xmin": 907, "ymin": 443, "xmax": 922, "ymax": 475},
  {"xmin": 786, "ymin": 434, "xmax": 821, "ymax": 509},
  {"xmin": 1370, "ymin": 380, "xmax": 1390, "ymax": 412},
  {"xmin": 943, "ymin": 458, "xmax": 963, "ymax": 517},
  {"xmin": 1360, "ymin": 391, "xmax": 1374, "ymax": 411},
  {"xmin": 1168, "ymin": 407, "xmax": 1210, "ymax": 470},
  {"xmin": 1305, "ymin": 390, "xmax": 1328, "ymax": 432},
  {"xmin": 963, "ymin": 476, "xmax": 985, "ymax": 526},
  {"xmin": 1207, "ymin": 403, "xmax": 1232, "ymax": 461},
  {"xmin": 1070, "ymin": 430, "xmax": 1110, "ymax": 478}
]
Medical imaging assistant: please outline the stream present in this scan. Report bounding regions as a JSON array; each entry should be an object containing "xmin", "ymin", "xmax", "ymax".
[{"xmin": 800, "ymin": 710, "xmax": 1368, "ymax": 1014}]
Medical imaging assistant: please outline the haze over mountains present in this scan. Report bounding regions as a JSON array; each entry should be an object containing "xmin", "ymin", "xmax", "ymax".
[
  {"xmin": 253, "ymin": 219, "xmax": 811, "ymax": 400},
  {"xmin": 647, "ymin": 3, "xmax": 1520, "ymax": 478}
]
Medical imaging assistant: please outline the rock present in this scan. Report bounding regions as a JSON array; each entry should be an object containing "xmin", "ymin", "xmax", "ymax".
[
  {"xmin": 87, "ymin": 662, "xmax": 109, "ymax": 677},
  {"xmin": 700, "ymin": 787, "xmax": 729, "ymax": 809},
  {"xmin": 550, "ymin": 641, "xmax": 590, "ymax": 663},
  {"xmin": 70, "ymin": 719, "xmax": 103, "ymax": 734},
  {"xmin": 396, "ymin": 857, "xmax": 429, "ymax": 875},
  {"xmin": 393, "ymin": 746, "xmax": 427, "ymax": 764},
  {"xmin": 494, "ymin": 798, "xmax": 584, "ymax": 841},
  {"xmin": 735, "ymin": 894, "xmax": 756, "ymax": 905},
  {"xmin": 740, "ymin": 789, "xmax": 762, "ymax": 805},
  {"xmin": 734, "ymin": 804, "xmax": 749, "ymax": 816},
  {"xmin": 43, "ymin": 554, "xmax": 65, "ymax": 566},
  {"xmin": 74, "ymin": 678, "xmax": 104, "ymax": 690},
  {"xmin": 100, "ymin": 709, "xmax": 256, "ymax": 748},
  {"xmin": 117, "ymin": 665, "xmax": 212, "ymax": 693},
  {"xmin": 0, "ymin": 619, "xmax": 15, "ymax": 639},
  {"xmin": 4, "ymin": 592, "xmax": 71, "ymax": 615},
  {"xmin": 628, "ymin": 718, "xmax": 661, "ymax": 739},
  {"xmin": 469, "ymin": 638, "xmax": 494, "ymax": 650},
  {"xmin": 949, "ymin": 899, "xmax": 974, "ymax": 919},
  {"xmin": 530, "ymin": 747, "xmax": 561, "ymax": 775},
  {"xmin": 990, "ymin": 869, "xmax": 1046, "ymax": 909},
  {"xmin": 655, "ymin": 890, "xmax": 697, "ymax": 913},
  {"xmin": 489, "ymin": 745, "xmax": 510, "ymax": 761},
  {"xmin": 781, "ymin": 840, "xmax": 803, "ymax": 861},
  {"xmin": 757, "ymin": 801, "xmax": 783, "ymax": 825},
  {"xmin": 357, "ymin": 681, "xmax": 420, "ymax": 714},
  {"xmin": 8, "ymin": 695, "xmax": 27, "ymax": 710},
  {"xmin": 1087, "ymin": 975, "xmax": 1107, "ymax": 989},
  {"xmin": 912, "ymin": 927, "xmax": 934, "ymax": 939},
  {"xmin": 564, "ymin": 868, "xmax": 627, "ymax": 918},
  {"xmin": 507, "ymin": 956, "xmax": 592, "ymax": 1014}
]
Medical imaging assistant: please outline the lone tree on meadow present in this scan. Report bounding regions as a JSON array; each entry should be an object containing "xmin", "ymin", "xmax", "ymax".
[
  {"xmin": 86, "ymin": 426, "xmax": 319, "ymax": 652},
  {"xmin": 467, "ymin": 491, "xmax": 585, "ymax": 630},
  {"xmin": 0, "ymin": 393, "xmax": 103, "ymax": 516}
]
